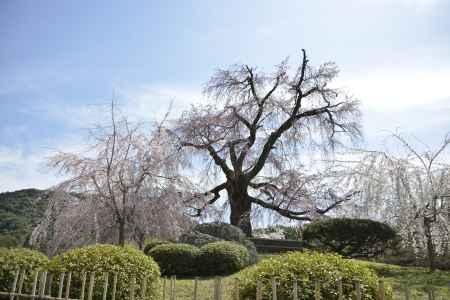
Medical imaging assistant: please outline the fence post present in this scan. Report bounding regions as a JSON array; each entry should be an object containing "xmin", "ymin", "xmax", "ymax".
[
  {"xmin": 378, "ymin": 279, "xmax": 385, "ymax": 300},
  {"xmin": 47, "ymin": 273, "xmax": 53, "ymax": 297},
  {"xmin": 271, "ymin": 278, "xmax": 277, "ymax": 300},
  {"xmin": 213, "ymin": 277, "xmax": 222, "ymax": 300},
  {"xmin": 218, "ymin": 277, "xmax": 223, "ymax": 300},
  {"xmin": 80, "ymin": 272, "xmax": 87, "ymax": 300},
  {"xmin": 65, "ymin": 272, "xmax": 72, "ymax": 300},
  {"xmin": 102, "ymin": 273, "xmax": 108, "ymax": 300},
  {"xmin": 292, "ymin": 278, "xmax": 298, "ymax": 300},
  {"xmin": 337, "ymin": 278, "xmax": 343, "ymax": 300},
  {"xmin": 355, "ymin": 280, "xmax": 361, "ymax": 300},
  {"xmin": 378, "ymin": 279, "xmax": 386, "ymax": 300},
  {"xmin": 58, "ymin": 273, "xmax": 66, "ymax": 299},
  {"xmin": 111, "ymin": 273, "xmax": 117, "ymax": 300},
  {"xmin": 162, "ymin": 277, "xmax": 166, "ymax": 300},
  {"xmin": 314, "ymin": 280, "xmax": 321, "ymax": 300},
  {"xmin": 9, "ymin": 269, "xmax": 19, "ymax": 300},
  {"xmin": 170, "ymin": 276, "xmax": 176, "ymax": 300},
  {"xmin": 234, "ymin": 278, "xmax": 239, "ymax": 300},
  {"xmin": 256, "ymin": 280, "xmax": 262, "ymax": 300},
  {"xmin": 87, "ymin": 272, "xmax": 95, "ymax": 300},
  {"xmin": 31, "ymin": 271, "xmax": 39, "ymax": 299},
  {"xmin": 38, "ymin": 271, "xmax": 47, "ymax": 299},
  {"xmin": 193, "ymin": 277, "xmax": 198, "ymax": 300},
  {"xmin": 17, "ymin": 269, "xmax": 26, "ymax": 298}
]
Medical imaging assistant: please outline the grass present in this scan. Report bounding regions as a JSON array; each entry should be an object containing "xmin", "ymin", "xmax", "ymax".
[
  {"xmin": 161, "ymin": 257, "xmax": 450, "ymax": 300},
  {"xmin": 356, "ymin": 260, "xmax": 450, "ymax": 299},
  {"xmin": 161, "ymin": 276, "xmax": 236, "ymax": 300}
]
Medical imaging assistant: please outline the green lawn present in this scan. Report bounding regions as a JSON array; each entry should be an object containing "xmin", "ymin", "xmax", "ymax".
[
  {"xmin": 162, "ymin": 258, "xmax": 450, "ymax": 299},
  {"xmin": 355, "ymin": 260, "xmax": 450, "ymax": 299},
  {"xmin": 161, "ymin": 276, "xmax": 236, "ymax": 300}
]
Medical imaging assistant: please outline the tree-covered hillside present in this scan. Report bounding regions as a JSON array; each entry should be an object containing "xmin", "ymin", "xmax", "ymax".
[{"xmin": 0, "ymin": 189, "xmax": 49, "ymax": 247}]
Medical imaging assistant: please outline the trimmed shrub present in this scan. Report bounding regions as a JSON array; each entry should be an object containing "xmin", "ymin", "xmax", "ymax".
[
  {"xmin": 238, "ymin": 251, "xmax": 393, "ymax": 300},
  {"xmin": 198, "ymin": 241, "xmax": 249, "ymax": 276},
  {"xmin": 0, "ymin": 247, "xmax": 49, "ymax": 291},
  {"xmin": 48, "ymin": 244, "xmax": 160, "ymax": 300},
  {"xmin": 303, "ymin": 218, "xmax": 399, "ymax": 258},
  {"xmin": 184, "ymin": 222, "xmax": 258, "ymax": 264},
  {"xmin": 194, "ymin": 222, "xmax": 247, "ymax": 242},
  {"xmin": 143, "ymin": 239, "xmax": 172, "ymax": 255},
  {"xmin": 148, "ymin": 243, "xmax": 199, "ymax": 276},
  {"xmin": 0, "ymin": 235, "xmax": 20, "ymax": 248},
  {"xmin": 178, "ymin": 231, "xmax": 221, "ymax": 247},
  {"xmin": 241, "ymin": 239, "xmax": 258, "ymax": 264}
]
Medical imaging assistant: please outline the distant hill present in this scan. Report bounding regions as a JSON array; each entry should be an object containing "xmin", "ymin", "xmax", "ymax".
[{"xmin": 0, "ymin": 189, "xmax": 50, "ymax": 247}]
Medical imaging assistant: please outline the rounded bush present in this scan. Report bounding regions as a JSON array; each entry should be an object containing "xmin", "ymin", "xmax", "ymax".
[
  {"xmin": 0, "ymin": 247, "xmax": 49, "ymax": 291},
  {"xmin": 303, "ymin": 218, "xmax": 399, "ymax": 258},
  {"xmin": 185, "ymin": 222, "xmax": 258, "ymax": 264},
  {"xmin": 178, "ymin": 231, "xmax": 221, "ymax": 247},
  {"xmin": 0, "ymin": 235, "xmax": 20, "ymax": 248},
  {"xmin": 148, "ymin": 243, "xmax": 199, "ymax": 276},
  {"xmin": 238, "ymin": 251, "xmax": 393, "ymax": 300},
  {"xmin": 194, "ymin": 222, "xmax": 248, "ymax": 242},
  {"xmin": 143, "ymin": 239, "xmax": 171, "ymax": 255},
  {"xmin": 48, "ymin": 244, "xmax": 160, "ymax": 300},
  {"xmin": 198, "ymin": 241, "xmax": 249, "ymax": 276}
]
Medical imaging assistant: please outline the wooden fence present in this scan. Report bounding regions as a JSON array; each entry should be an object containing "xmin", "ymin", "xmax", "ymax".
[
  {"xmin": 0, "ymin": 269, "xmax": 143, "ymax": 300},
  {"xmin": 1, "ymin": 269, "xmax": 448, "ymax": 300}
]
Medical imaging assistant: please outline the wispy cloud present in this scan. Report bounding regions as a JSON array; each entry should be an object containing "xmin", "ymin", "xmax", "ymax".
[{"xmin": 118, "ymin": 84, "xmax": 203, "ymax": 122}]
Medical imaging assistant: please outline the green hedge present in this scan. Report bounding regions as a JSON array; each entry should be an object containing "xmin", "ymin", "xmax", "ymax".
[
  {"xmin": 303, "ymin": 218, "xmax": 399, "ymax": 258},
  {"xmin": 148, "ymin": 243, "xmax": 199, "ymax": 277},
  {"xmin": 183, "ymin": 222, "xmax": 258, "ymax": 264},
  {"xmin": 0, "ymin": 247, "xmax": 49, "ymax": 291},
  {"xmin": 237, "ymin": 251, "xmax": 393, "ymax": 300},
  {"xmin": 143, "ymin": 239, "xmax": 172, "ymax": 255},
  {"xmin": 198, "ymin": 241, "xmax": 249, "ymax": 276},
  {"xmin": 0, "ymin": 234, "xmax": 20, "ymax": 248},
  {"xmin": 178, "ymin": 231, "xmax": 221, "ymax": 247},
  {"xmin": 48, "ymin": 244, "xmax": 160, "ymax": 300}
]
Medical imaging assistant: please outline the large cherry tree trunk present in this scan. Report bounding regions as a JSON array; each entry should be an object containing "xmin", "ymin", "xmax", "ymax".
[
  {"xmin": 227, "ymin": 179, "xmax": 253, "ymax": 236},
  {"xmin": 423, "ymin": 216, "xmax": 436, "ymax": 271}
]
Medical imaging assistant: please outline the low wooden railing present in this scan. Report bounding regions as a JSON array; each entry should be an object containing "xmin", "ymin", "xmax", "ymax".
[
  {"xmin": 2, "ymin": 269, "xmax": 448, "ymax": 300},
  {"xmin": 0, "ymin": 269, "xmax": 145, "ymax": 300}
]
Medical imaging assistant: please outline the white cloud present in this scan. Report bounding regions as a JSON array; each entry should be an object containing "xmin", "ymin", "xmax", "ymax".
[
  {"xmin": 338, "ymin": 70, "xmax": 450, "ymax": 111},
  {"xmin": 0, "ymin": 84, "xmax": 203, "ymax": 192},
  {"xmin": 0, "ymin": 135, "xmax": 87, "ymax": 193},
  {"xmin": 0, "ymin": 147, "xmax": 57, "ymax": 192}
]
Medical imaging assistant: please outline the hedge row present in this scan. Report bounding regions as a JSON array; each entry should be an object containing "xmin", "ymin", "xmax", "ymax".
[
  {"xmin": 148, "ymin": 241, "xmax": 249, "ymax": 276},
  {"xmin": 179, "ymin": 222, "xmax": 258, "ymax": 264},
  {"xmin": 237, "ymin": 251, "xmax": 393, "ymax": 300},
  {"xmin": 0, "ymin": 245, "xmax": 160, "ymax": 300},
  {"xmin": 0, "ymin": 247, "xmax": 49, "ymax": 291},
  {"xmin": 303, "ymin": 218, "xmax": 399, "ymax": 258}
]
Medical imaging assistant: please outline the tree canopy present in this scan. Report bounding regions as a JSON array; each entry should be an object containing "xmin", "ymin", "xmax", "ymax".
[{"xmin": 173, "ymin": 50, "xmax": 362, "ymax": 235}]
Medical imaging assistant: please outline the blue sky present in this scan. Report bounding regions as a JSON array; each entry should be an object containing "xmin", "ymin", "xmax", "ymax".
[{"xmin": 1, "ymin": 0, "xmax": 450, "ymax": 192}]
